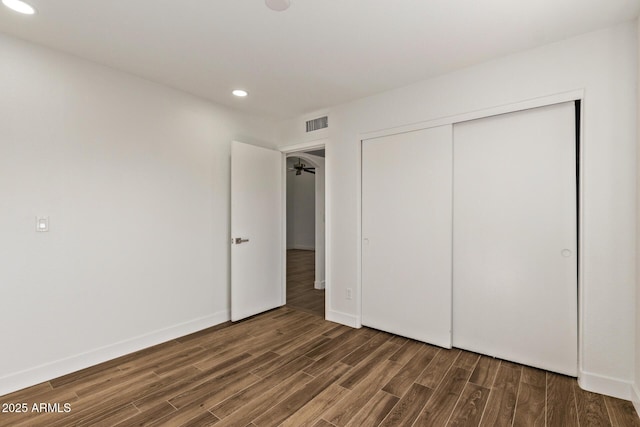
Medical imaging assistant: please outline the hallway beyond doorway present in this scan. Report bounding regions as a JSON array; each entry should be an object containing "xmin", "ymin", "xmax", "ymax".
[{"xmin": 286, "ymin": 249, "xmax": 324, "ymax": 317}]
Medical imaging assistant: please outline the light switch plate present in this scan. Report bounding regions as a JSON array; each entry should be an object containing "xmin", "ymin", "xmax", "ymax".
[{"xmin": 36, "ymin": 216, "xmax": 49, "ymax": 232}]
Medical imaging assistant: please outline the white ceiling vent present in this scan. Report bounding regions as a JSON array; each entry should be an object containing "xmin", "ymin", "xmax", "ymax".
[{"xmin": 306, "ymin": 116, "xmax": 328, "ymax": 133}]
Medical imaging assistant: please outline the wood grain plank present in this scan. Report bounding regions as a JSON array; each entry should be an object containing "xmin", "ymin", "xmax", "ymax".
[
  {"xmin": 286, "ymin": 250, "xmax": 324, "ymax": 318},
  {"xmin": 520, "ymin": 366, "xmax": 546, "ymax": 387},
  {"xmin": 211, "ymin": 357, "xmax": 314, "ymax": 419},
  {"xmin": 546, "ymin": 373, "xmax": 578, "ymax": 427},
  {"xmin": 179, "ymin": 411, "xmax": 220, "ymax": 427},
  {"xmin": 512, "ymin": 381, "xmax": 545, "ymax": 427},
  {"xmin": 469, "ymin": 356, "xmax": 500, "ymax": 388},
  {"xmin": 193, "ymin": 351, "xmax": 255, "ymax": 374},
  {"xmin": 387, "ymin": 339, "xmax": 423, "ymax": 364},
  {"xmin": 146, "ymin": 403, "xmax": 219, "ymax": 427},
  {"xmin": 280, "ymin": 384, "xmax": 350, "ymax": 427},
  {"xmin": 344, "ymin": 390, "xmax": 399, "ymax": 427},
  {"xmin": 0, "ymin": 389, "xmax": 79, "ymax": 427},
  {"xmin": 321, "ymin": 359, "xmax": 402, "ymax": 426},
  {"xmin": 46, "ymin": 371, "xmax": 162, "ymax": 427},
  {"xmin": 388, "ymin": 335, "xmax": 409, "ymax": 346},
  {"xmin": 604, "ymin": 395, "xmax": 640, "ymax": 427},
  {"xmin": 111, "ymin": 401, "xmax": 176, "ymax": 427},
  {"xmin": 131, "ymin": 365, "xmax": 240, "ymax": 412},
  {"xmin": 574, "ymin": 382, "xmax": 611, "ymax": 427},
  {"xmin": 251, "ymin": 340, "xmax": 329, "ymax": 378},
  {"xmin": 213, "ymin": 371, "xmax": 312, "ymax": 426},
  {"xmin": 447, "ymin": 382, "xmax": 490, "ymax": 427},
  {"xmin": 322, "ymin": 324, "xmax": 351, "ymax": 338},
  {"xmin": 413, "ymin": 366, "xmax": 471, "ymax": 426},
  {"xmin": 339, "ymin": 331, "xmax": 392, "ymax": 367},
  {"xmin": 379, "ymin": 383, "xmax": 433, "ymax": 427},
  {"xmin": 168, "ymin": 371, "xmax": 260, "ymax": 411},
  {"xmin": 79, "ymin": 403, "xmax": 142, "ymax": 427},
  {"xmin": 303, "ymin": 331, "xmax": 379, "ymax": 376},
  {"xmin": 415, "ymin": 348, "xmax": 460, "ymax": 389},
  {"xmin": 268, "ymin": 322, "xmax": 336, "ymax": 356},
  {"xmin": 252, "ymin": 363, "xmax": 351, "ymax": 427},
  {"xmin": 304, "ymin": 328, "xmax": 360, "ymax": 360},
  {"xmin": 36, "ymin": 402, "xmax": 139, "ymax": 427},
  {"xmin": 382, "ymin": 344, "xmax": 438, "ymax": 397},
  {"xmin": 338, "ymin": 341, "xmax": 400, "ymax": 390},
  {"xmin": 170, "ymin": 351, "xmax": 277, "ymax": 410},
  {"xmin": 454, "ymin": 351, "xmax": 481, "ymax": 372},
  {"xmin": 47, "ymin": 341, "xmax": 182, "ymax": 389},
  {"xmin": 479, "ymin": 364, "xmax": 521, "ymax": 427}
]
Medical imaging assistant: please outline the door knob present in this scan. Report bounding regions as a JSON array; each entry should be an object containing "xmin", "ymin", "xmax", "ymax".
[{"xmin": 234, "ymin": 238, "xmax": 250, "ymax": 244}]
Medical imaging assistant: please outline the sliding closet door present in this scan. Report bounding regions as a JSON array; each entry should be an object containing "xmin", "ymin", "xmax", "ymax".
[
  {"xmin": 453, "ymin": 102, "xmax": 577, "ymax": 376},
  {"xmin": 362, "ymin": 125, "xmax": 452, "ymax": 347}
]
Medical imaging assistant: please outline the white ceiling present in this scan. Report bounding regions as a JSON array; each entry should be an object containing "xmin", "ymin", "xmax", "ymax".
[{"xmin": 1, "ymin": 0, "xmax": 638, "ymax": 119}]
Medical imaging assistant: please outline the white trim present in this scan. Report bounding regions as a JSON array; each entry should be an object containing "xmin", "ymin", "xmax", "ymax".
[
  {"xmin": 577, "ymin": 98, "xmax": 586, "ymax": 381},
  {"xmin": 0, "ymin": 311, "xmax": 230, "ymax": 397},
  {"xmin": 578, "ymin": 371, "xmax": 634, "ymax": 400},
  {"xmin": 632, "ymin": 384, "xmax": 640, "ymax": 418},
  {"xmin": 326, "ymin": 309, "xmax": 360, "ymax": 328},
  {"xmin": 360, "ymin": 89, "xmax": 584, "ymax": 141},
  {"xmin": 324, "ymin": 150, "xmax": 333, "ymax": 324},
  {"xmin": 281, "ymin": 151, "xmax": 288, "ymax": 306},
  {"xmin": 314, "ymin": 280, "xmax": 326, "ymax": 290},
  {"xmin": 356, "ymin": 128, "xmax": 363, "ymax": 329},
  {"xmin": 279, "ymin": 138, "xmax": 329, "ymax": 153}
]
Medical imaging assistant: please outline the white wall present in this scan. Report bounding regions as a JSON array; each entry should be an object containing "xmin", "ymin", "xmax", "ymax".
[
  {"xmin": 280, "ymin": 21, "xmax": 637, "ymax": 399},
  {"xmin": 0, "ymin": 33, "xmax": 277, "ymax": 395},
  {"xmin": 286, "ymin": 159, "xmax": 316, "ymax": 250}
]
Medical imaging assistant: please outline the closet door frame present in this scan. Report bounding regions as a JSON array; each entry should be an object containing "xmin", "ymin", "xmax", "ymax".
[{"xmin": 356, "ymin": 89, "xmax": 584, "ymax": 367}]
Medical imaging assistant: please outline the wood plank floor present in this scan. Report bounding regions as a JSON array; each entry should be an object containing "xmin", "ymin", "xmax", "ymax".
[
  {"xmin": 1, "ymin": 307, "xmax": 638, "ymax": 426},
  {"xmin": 286, "ymin": 249, "xmax": 324, "ymax": 317}
]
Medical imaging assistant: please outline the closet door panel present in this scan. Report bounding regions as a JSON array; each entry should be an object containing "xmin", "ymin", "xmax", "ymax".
[
  {"xmin": 362, "ymin": 125, "xmax": 452, "ymax": 348},
  {"xmin": 452, "ymin": 102, "xmax": 577, "ymax": 376}
]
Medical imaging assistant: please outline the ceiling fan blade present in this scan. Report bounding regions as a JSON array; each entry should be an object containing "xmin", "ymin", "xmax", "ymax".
[{"xmin": 304, "ymin": 169, "xmax": 316, "ymax": 174}]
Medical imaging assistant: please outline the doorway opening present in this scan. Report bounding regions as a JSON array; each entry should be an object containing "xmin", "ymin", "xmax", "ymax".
[{"xmin": 285, "ymin": 150, "xmax": 325, "ymax": 317}]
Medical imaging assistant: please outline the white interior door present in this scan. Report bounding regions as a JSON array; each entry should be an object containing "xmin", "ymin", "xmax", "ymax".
[
  {"xmin": 231, "ymin": 141, "xmax": 283, "ymax": 322},
  {"xmin": 362, "ymin": 125, "xmax": 452, "ymax": 348},
  {"xmin": 452, "ymin": 102, "xmax": 577, "ymax": 376}
]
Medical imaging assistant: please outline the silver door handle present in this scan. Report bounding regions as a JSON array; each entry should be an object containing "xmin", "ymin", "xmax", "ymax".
[{"xmin": 234, "ymin": 238, "xmax": 250, "ymax": 244}]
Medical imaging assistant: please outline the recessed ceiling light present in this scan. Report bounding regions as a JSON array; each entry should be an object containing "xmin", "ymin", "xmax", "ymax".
[
  {"xmin": 2, "ymin": 0, "xmax": 36, "ymax": 15},
  {"xmin": 265, "ymin": 0, "xmax": 290, "ymax": 12},
  {"xmin": 232, "ymin": 89, "xmax": 248, "ymax": 97}
]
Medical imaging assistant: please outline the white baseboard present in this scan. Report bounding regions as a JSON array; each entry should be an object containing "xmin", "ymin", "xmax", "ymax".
[
  {"xmin": 287, "ymin": 244, "xmax": 315, "ymax": 251},
  {"xmin": 578, "ymin": 370, "xmax": 634, "ymax": 400},
  {"xmin": 326, "ymin": 309, "xmax": 360, "ymax": 328},
  {"xmin": 314, "ymin": 280, "xmax": 326, "ymax": 290},
  {"xmin": 0, "ymin": 310, "xmax": 230, "ymax": 397},
  {"xmin": 632, "ymin": 383, "xmax": 640, "ymax": 418}
]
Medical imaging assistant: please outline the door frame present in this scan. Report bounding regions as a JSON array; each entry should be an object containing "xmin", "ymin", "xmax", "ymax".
[
  {"xmin": 285, "ymin": 152, "xmax": 325, "ymax": 289},
  {"xmin": 357, "ymin": 89, "xmax": 585, "ymax": 372},
  {"xmin": 279, "ymin": 139, "xmax": 329, "ymax": 318}
]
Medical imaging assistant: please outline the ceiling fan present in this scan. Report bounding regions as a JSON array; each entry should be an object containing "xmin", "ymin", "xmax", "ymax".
[{"xmin": 288, "ymin": 157, "xmax": 315, "ymax": 175}]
